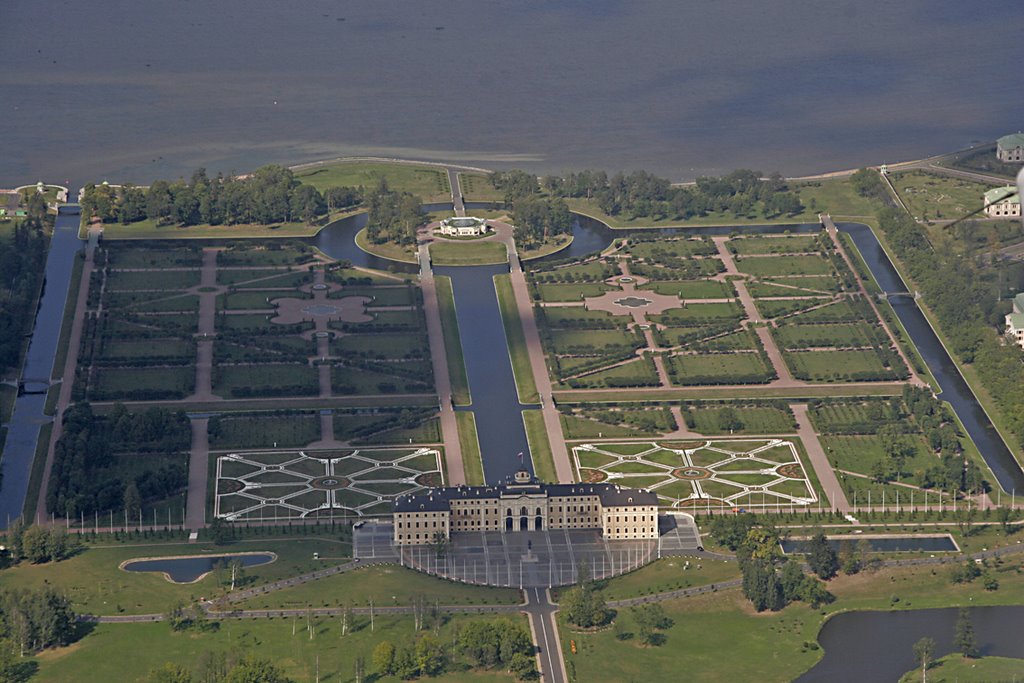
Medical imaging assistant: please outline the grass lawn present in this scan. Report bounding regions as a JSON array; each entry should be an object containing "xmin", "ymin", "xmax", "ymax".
[
  {"xmin": 436, "ymin": 275, "xmax": 471, "ymax": 405},
  {"xmin": 595, "ymin": 557, "xmax": 740, "ymax": 600},
  {"xmin": 785, "ymin": 349, "xmax": 897, "ymax": 382},
  {"xmin": 237, "ymin": 563, "xmax": 520, "ymax": 609},
  {"xmin": 88, "ymin": 217, "xmax": 332, "ymax": 240},
  {"xmin": 520, "ymin": 234, "xmax": 574, "ymax": 261},
  {"xmin": 430, "ymin": 240, "xmax": 508, "ymax": 266},
  {"xmin": 494, "ymin": 275, "xmax": 539, "ymax": 404},
  {"xmin": 523, "ymin": 410, "xmax": 557, "ymax": 483},
  {"xmin": 209, "ymin": 413, "xmax": 321, "ymax": 449},
  {"xmin": 773, "ymin": 322, "xmax": 873, "ymax": 349},
  {"xmin": 31, "ymin": 614, "xmax": 523, "ymax": 683},
  {"xmin": 456, "ymin": 411, "xmax": 485, "ymax": 485},
  {"xmin": 106, "ymin": 269, "xmax": 200, "ymax": 291},
  {"xmin": 793, "ymin": 177, "xmax": 886, "ymax": 217},
  {"xmin": 820, "ymin": 434, "xmax": 937, "ymax": 485},
  {"xmin": 536, "ymin": 282, "xmax": 611, "ymax": 302},
  {"xmin": 890, "ymin": 170, "xmax": 995, "ymax": 222},
  {"xmin": 650, "ymin": 302, "xmax": 743, "ymax": 325},
  {"xmin": 50, "ymin": 253, "xmax": 85, "ymax": 379},
  {"xmin": 640, "ymin": 279, "xmax": 734, "ymax": 298},
  {"xmin": 355, "ymin": 228, "xmax": 418, "ymax": 264},
  {"xmin": 214, "ymin": 364, "xmax": 319, "ymax": 398},
  {"xmin": 0, "ymin": 537, "xmax": 352, "ymax": 616},
  {"xmin": 688, "ymin": 404, "xmax": 796, "ymax": 435},
  {"xmin": 562, "ymin": 561, "xmax": 1024, "ymax": 683},
  {"xmin": 565, "ymin": 197, "xmax": 817, "ymax": 228},
  {"xmin": 729, "ymin": 235, "xmax": 820, "ymax": 254},
  {"xmin": 295, "ymin": 161, "xmax": 452, "ymax": 202},
  {"xmin": 898, "ymin": 655, "xmax": 1024, "ymax": 682},
  {"xmin": 735, "ymin": 254, "xmax": 833, "ymax": 277},
  {"xmin": 89, "ymin": 366, "xmax": 194, "ymax": 400},
  {"xmin": 106, "ymin": 248, "xmax": 202, "ymax": 268},
  {"xmin": 669, "ymin": 352, "xmax": 772, "ymax": 385},
  {"xmin": 458, "ymin": 172, "xmax": 503, "ymax": 201}
]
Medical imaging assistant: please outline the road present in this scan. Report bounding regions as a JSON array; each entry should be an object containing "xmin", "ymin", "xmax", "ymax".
[
  {"xmin": 790, "ymin": 403, "xmax": 850, "ymax": 513},
  {"xmin": 525, "ymin": 588, "xmax": 568, "ymax": 683}
]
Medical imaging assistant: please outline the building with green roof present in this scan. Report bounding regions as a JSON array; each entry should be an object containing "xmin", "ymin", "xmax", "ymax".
[
  {"xmin": 997, "ymin": 133, "xmax": 1024, "ymax": 163},
  {"xmin": 984, "ymin": 185, "xmax": 1020, "ymax": 218},
  {"xmin": 1005, "ymin": 293, "xmax": 1024, "ymax": 348}
]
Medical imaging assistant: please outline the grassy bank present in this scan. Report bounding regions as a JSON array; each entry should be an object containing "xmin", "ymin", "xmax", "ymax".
[
  {"xmin": 435, "ymin": 275, "xmax": 471, "ymax": 405},
  {"xmin": 522, "ymin": 410, "xmax": 556, "ymax": 483},
  {"xmin": 899, "ymin": 655, "xmax": 1024, "ymax": 682},
  {"xmin": 520, "ymin": 235, "xmax": 574, "ymax": 261},
  {"xmin": 21, "ymin": 421, "xmax": 52, "ymax": 519},
  {"xmin": 456, "ymin": 411, "xmax": 485, "ymax": 485},
  {"xmin": 50, "ymin": 251, "xmax": 86, "ymax": 380},
  {"xmin": 554, "ymin": 384, "xmax": 905, "ymax": 403},
  {"xmin": 354, "ymin": 228, "xmax": 418, "ymax": 264},
  {"xmin": 493, "ymin": 275, "xmax": 539, "ymax": 404}
]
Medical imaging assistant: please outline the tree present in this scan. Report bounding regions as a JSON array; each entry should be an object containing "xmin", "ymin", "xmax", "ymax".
[
  {"xmin": 631, "ymin": 604, "xmax": 673, "ymax": 646},
  {"xmin": 561, "ymin": 580, "xmax": 609, "ymax": 628},
  {"xmin": 414, "ymin": 634, "xmax": 446, "ymax": 676},
  {"xmin": 717, "ymin": 407, "xmax": 743, "ymax": 433},
  {"xmin": 147, "ymin": 663, "xmax": 193, "ymax": 683},
  {"xmin": 372, "ymin": 641, "xmax": 396, "ymax": 675},
  {"xmin": 224, "ymin": 656, "xmax": 290, "ymax": 683},
  {"xmin": 352, "ymin": 655, "xmax": 366, "ymax": 683},
  {"xmin": 953, "ymin": 608, "xmax": 978, "ymax": 658},
  {"xmin": 123, "ymin": 481, "xmax": 142, "ymax": 522},
  {"xmin": 912, "ymin": 637, "xmax": 936, "ymax": 683},
  {"xmin": 807, "ymin": 532, "xmax": 839, "ymax": 580}
]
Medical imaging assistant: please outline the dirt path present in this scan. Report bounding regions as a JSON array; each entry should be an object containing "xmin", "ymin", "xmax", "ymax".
[
  {"xmin": 499, "ymin": 231, "xmax": 573, "ymax": 483},
  {"xmin": 418, "ymin": 244, "xmax": 465, "ymax": 485},
  {"xmin": 185, "ymin": 417, "xmax": 210, "ymax": 529},
  {"xmin": 790, "ymin": 403, "xmax": 850, "ymax": 513},
  {"xmin": 755, "ymin": 327, "xmax": 794, "ymax": 383},
  {"xmin": 187, "ymin": 248, "xmax": 221, "ymax": 402}
]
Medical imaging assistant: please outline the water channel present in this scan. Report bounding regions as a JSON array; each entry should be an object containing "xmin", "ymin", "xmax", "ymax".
[{"xmin": 0, "ymin": 208, "xmax": 85, "ymax": 527}]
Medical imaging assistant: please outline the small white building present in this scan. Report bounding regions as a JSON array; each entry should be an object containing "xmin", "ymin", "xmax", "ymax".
[
  {"xmin": 997, "ymin": 133, "xmax": 1024, "ymax": 163},
  {"xmin": 1006, "ymin": 294, "xmax": 1024, "ymax": 349},
  {"xmin": 984, "ymin": 186, "xmax": 1021, "ymax": 218},
  {"xmin": 438, "ymin": 216, "xmax": 490, "ymax": 237}
]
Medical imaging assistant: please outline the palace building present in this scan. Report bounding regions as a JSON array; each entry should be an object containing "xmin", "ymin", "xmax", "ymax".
[
  {"xmin": 438, "ymin": 216, "xmax": 490, "ymax": 237},
  {"xmin": 392, "ymin": 469, "xmax": 659, "ymax": 545}
]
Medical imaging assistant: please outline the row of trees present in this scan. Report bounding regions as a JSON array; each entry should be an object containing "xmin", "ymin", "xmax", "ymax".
[
  {"xmin": 2, "ymin": 522, "xmax": 79, "ymax": 565},
  {"xmin": 81, "ymin": 166, "xmax": 362, "ymax": 227},
  {"xmin": 47, "ymin": 402, "xmax": 190, "ymax": 518},
  {"xmin": 147, "ymin": 655, "xmax": 291, "ymax": 683},
  {"xmin": 372, "ymin": 617, "xmax": 536, "ymax": 680},
  {"xmin": 0, "ymin": 201, "xmax": 50, "ymax": 374}
]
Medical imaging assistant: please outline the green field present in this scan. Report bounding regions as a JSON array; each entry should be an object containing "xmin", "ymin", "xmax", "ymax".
[
  {"xmin": 595, "ymin": 557, "xmax": 741, "ymax": 600},
  {"xmin": 213, "ymin": 363, "xmax": 319, "ymax": 398},
  {"xmin": 210, "ymin": 413, "xmax": 321, "ymax": 449},
  {"xmin": 687, "ymin": 404, "xmax": 796, "ymax": 435},
  {"xmin": 563, "ymin": 560, "xmax": 1024, "ymax": 683},
  {"xmin": 429, "ymin": 240, "xmax": 508, "ymax": 266},
  {"xmin": 437, "ymin": 276, "xmax": 470, "ymax": 405},
  {"xmin": 523, "ymin": 409, "xmax": 557, "ymax": 483},
  {"xmin": 494, "ymin": 275, "xmax": 539, "ymax": 403},
  {"xmin": 457, "ymin": 172, "xmax": 504, "ymax": 201},
  {"xmin": 536, "ymin": 282, "xmax": 611, "ymax": 302},
  {"xmin": 890, "ymin": 170, "xmax": 995, "ymax": 221},
  {"xmin": 773, "ymin": 322, "xmax": 873, "ymax": 349},
  {"xmin": 785, "ymin": 349, "xmax": 897, "ymax": 382},
  {"xmin": 669, "ymin": 353, "xmax": 772, "ymax": 385},
  {"xmin": 89, "ymin": 217, "xmax": 327, "ymax": 240},
  {"xmin": 898, "ymin": 655, "xmax": 1024, "ymax": 683},
  {"xmin": 89, "ymin": 366, "xmax": 194, "ymax": 400},
  {"xmin": 640, "ymin": 279, "xmax": 734, "ymax": 298},
  {"xmin": 295, "ymin": 161, "xmax": 452, "ymax": 202},
  {"xmin": 735, "ymin": 254, "xmax": 833, "ymax": 277},
  {"xmin": 456, "ymin": 411, "xmax": 484, "ymax": 485},
  {"xmin": 729, "ymin": 235, "xmax": 820, "ymax": 254},
  {"xmin": 31, "ymin": 614, "xmax": 523, "ymax": 683}
]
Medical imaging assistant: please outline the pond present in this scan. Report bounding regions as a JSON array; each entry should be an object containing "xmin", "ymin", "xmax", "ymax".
[
  {"xmin": 781, "ymin": 534, "xmax": 958, "ymax": 554},
  {"xmin": 121, "ymin": 552, "xmax": 276, "ymax": 583},
  {"xmin": 797, "ymin": 606, "xmax": 1024, "ymax": 682}
]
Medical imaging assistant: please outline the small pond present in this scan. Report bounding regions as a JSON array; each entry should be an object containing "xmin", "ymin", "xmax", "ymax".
[
  {"xmin": 781, "ymin": 535, "xmax": 957, "ymax": 554},
  {"xmin": 121, "ymin": 552, "xmax": 276, "ymax": 583}
]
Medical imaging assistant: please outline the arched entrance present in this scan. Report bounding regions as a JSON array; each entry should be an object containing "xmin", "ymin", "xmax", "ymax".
[
  {"xmin": 519, "ymin": 506, "xmax": 528, "ymax": 531},
  {"xmin": 534, "ymin": 516, "xmax": 543, "ymax": 530},
  {"xmin": 505, "ymin": 509, "xmax": 513, "ymax": 532}
]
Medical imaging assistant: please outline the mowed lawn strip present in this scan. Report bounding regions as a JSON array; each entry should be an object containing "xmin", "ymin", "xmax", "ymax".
[
  {"xmin": 523, "ymin": 410, "xmax": 557, "ymax": 483},
  {"xmin": 456, "ymin": 411, "xmax": 485, "ymax": 485},
  {"xmin": 494, "ymin": 275, "xmax": 540, "ymax": 404},
  {"xmin": 436, "ymin": 275, "xmax": 471, "ymax": 405}
]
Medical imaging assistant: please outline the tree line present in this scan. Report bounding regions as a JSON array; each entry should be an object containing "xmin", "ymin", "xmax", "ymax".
[
  {"xmin": 488, "ymin": 170, "xmax": 574, "ymax": 247},
  {"xmin": 543, "ymin": 168, "xmax": 804, "ymax": 221},
  {"xmin": 0, "ymin": 198, "xmax": 50, "ymax": 375},
  {"xmin": 81, "ymin": 166, "xmax": 362, "ymax": 227},
  {"xmin": 47, "ymin": 402, "xmax": 191, "ymax": 519}
]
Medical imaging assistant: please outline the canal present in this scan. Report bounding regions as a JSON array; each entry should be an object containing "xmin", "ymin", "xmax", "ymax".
[{"xmin": 0, "ymin": 207, "xmax": 85, "ymax": 526}]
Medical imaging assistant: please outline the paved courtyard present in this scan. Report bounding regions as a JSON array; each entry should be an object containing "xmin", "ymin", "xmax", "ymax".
[{"xmin": 354, "ymin": 515, "xmax": 701, "ymax": 587}]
